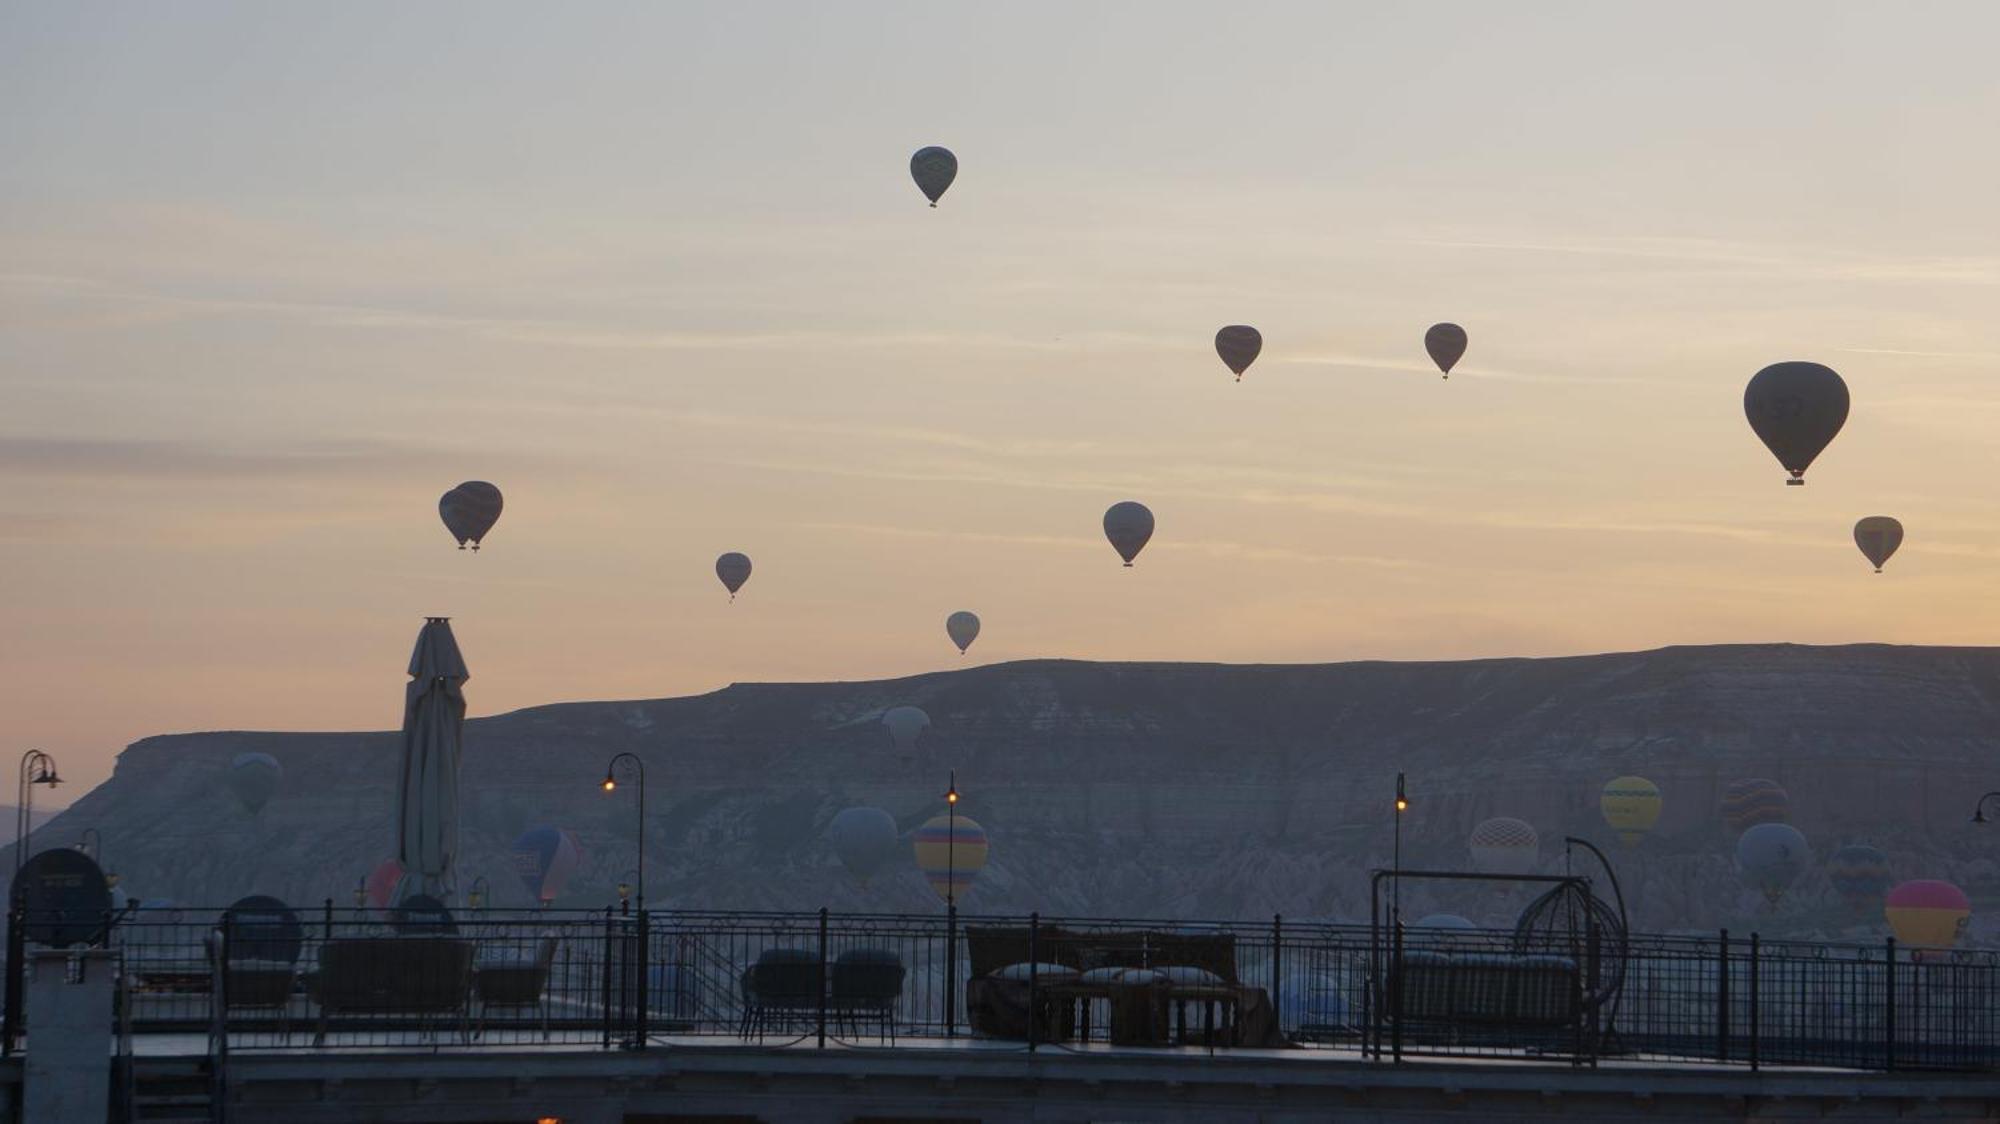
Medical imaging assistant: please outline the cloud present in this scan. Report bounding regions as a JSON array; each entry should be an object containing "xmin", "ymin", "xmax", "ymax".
[{"xmin": 0, "ymin": 437, "xmax": 482, "ymax": 483}]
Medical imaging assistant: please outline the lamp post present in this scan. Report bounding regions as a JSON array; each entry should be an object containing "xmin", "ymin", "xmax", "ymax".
[
  {"xmin": 1392, "ymin": 772, "xmax": 1409, "ymax": 927},
  {"xmin": 14, "ymin": 751, "xmax": 61, "ymax": 876},
  {"xmin": 1972, "ymin": 793, "xmax": 2000, "ymax": 824},
  {"xmin": 943, "ymin": 771, "xmax": 961, "ymax": 1037},
  {"xmin": 601, "ymin": 753, "xmax": 646, "ymax": 913},
  {"xmin": 467, "ymin": 876, "xmax": 489, "ymax": 911},
  {"xmin": 616, "ymin": 869, "xmax": 640, "ymax": 915}
]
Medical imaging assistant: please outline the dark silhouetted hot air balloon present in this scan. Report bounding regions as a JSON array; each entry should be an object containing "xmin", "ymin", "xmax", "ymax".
[
  {"xmin": 1102, "ymin": 501, "xmax": 1155, "ymax": 567},
  {"xmin": 511, "ymin": 825, "xmax": 584, "ymax": 905},
  {"xmin": 1744, "ymin": 362, "xmax": 1849, "ymax": 485},
  {"xmin": 439, "ymin": 482, "xmax": 504, "ymax": 550},
  {"xmin": 1600, "ymin": 776, "xmax": 1662, "ymax": 846},
  {"xmin": 1854, "ymin": 517, "xmax": 1903, "ymax": 573},
  {"xmin": 229, "ymin": 752, "xmax": 281, "ymax": 815},
  {"xmin": 882, "ymin": 706, "xmax": 931, "ymax": 758},
  {"xmin": 1885, "ymin": 880, "xmax": 1970, "ymax": 949},
  {"xmin": 1424, "ymin": 323, "xmax": 1467, "ymax": 378},
  {"xmin": 1721, "ymin": 778, "xmax": 1789, "ymax": 834},
  {"xmin": 910, "ymin": 146, "xmax": 957, "ymax": 207},
  {"xmin": 912, "ymin": 813, "xmax": 988, "ymax": 902},
  {"xmin": 1826, "ymin": 843, "xmax": 1892, "ymax": 916},
  {"xmin": 1215, "ymin": 326, "xmax": 1262, "ymax": 382},
  {"xmin": 827, "ymin": 808, "xmax": 901, "ymax": 887},
  {"xmin": 715, "ymin": 552, "xmax": 752, "ymax": 600},
  {"xmin": 1737, "ymin": 823, "xmax": 1810, "ymax": 906},
  {"xmin": 946, "ymin": 611, "xmax": 980, "ymax": 654},
  {"xmin": 1469, "ymin": 817, "xmax": 1539, "ymax": 876}
]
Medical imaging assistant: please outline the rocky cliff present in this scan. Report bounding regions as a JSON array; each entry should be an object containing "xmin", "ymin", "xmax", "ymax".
[{"xmin": 29, "ymin": 644, "xmax": 2000, "ymax": 939}]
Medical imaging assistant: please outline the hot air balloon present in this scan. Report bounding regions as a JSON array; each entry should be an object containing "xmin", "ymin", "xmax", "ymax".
[
  {"xmin": 1413, "ymin": 913, "xmax": 1477, "ymax": 931},
  {"xmin": 1469, "ymin": 817, "xmax": 1539, "ymax": 876},
  {"xmin": 1424, "ymin": 323, "xmax": 1467, "ymax": 378},
  {"xmin": 912, "ymin": 813, "xmax": 988, "ymax": 902},
  {"xmin": 1853, "ymin": 517, "xmax": 1903, "ymax": 573},
  {"xmin": 946, "ymin": 611, "xmax": 980, "ymax": 654},
  {"xmin": 1721, "ymin": 778, "xmax": 1789, "ymax": 834},
  {"xmin": 228, "ymin": 752, "xmax": 281, "ymax": 815},
  {"xmin": 1826, "ymin": 843, "xmax": 1892, "ymax": 916},
  {"xmin": 1885, "ymin": 880, "xmax": 1971, "ymax": 950},
  {"xmin": 1743, "ymin": 362, "xmax": 1849, "ymax": 485},
  {"xmin": 1736, "ymin": 822, "xmax": 1811, "ymax": 907},
  {"xmin": 715, "ymin": 552, "xmax": 752, "ymax": 600},
  {"xmin": 1600, "ymin": 776, "xmax": 1662, "ymax": 846},
  {"xmin": 511, "ymin": 825, "xmax": 584, "ymax": 905},
  {"xmin": 1214, "ymin": 326, "xmax": 1262, "ymax": 382},
  {"xmin": 439, "ymin": 481, "xmax": 504, "ymax": 550},
  {"xmin": 881, "ymin": 706, "xmax": 931, "ymax": 758},
  {"xmin": 365, "ymin": 858, "xmax": 404, "ymax": 911},
  {"xmin": 827, "ymin": 808, "xmax": 901, "ymax": 887},
  {"xmin": 910, "ymin": 146, "xmax": 957, "ymax": 207},
  {"xmin": 1102, "ymin": 501, "xmax": 1155, "ymax": 567}
]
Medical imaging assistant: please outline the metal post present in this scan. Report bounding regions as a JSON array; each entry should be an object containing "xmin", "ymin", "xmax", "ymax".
[
  {"xmin": 1270, "ymin": 913, "xmax": 1283, "ymax": 1028},
  {"xmin": 604, "ymin": 754, "xmax": 646, "ymax": 914},
  {"xmin": 816, "ymin": 907, "xmax": 828, "ymax": 1049},
  {"xmin": 944, "ymin": 902, "xmax": 959, "ymax": 1038},
  {"xmin": 1390, "ymin": 918, "xmax": 1405, "ymax": 1063},
  {"xmin": 1027, "ymin": 912, "xmax": 1040, "ymax": 1053},
  {"xmin": 600, "ymin": 906, "xmax": 614, "ymax": 1049},
  {"xmin": 321, "ymin": 898, "xmax": 332, "ymax": 945},
  {"xmin": 635, "ymin": 908, "xmax": 650, "ymax": 1051},
  {"xmin": 1885, "ymin": 937, "xmax": 1897, "ymax": 1071},
  {"xmin": 1716, "ymin": 929, "xmax": 1730, "ymax": 1063},
  {"xmin": 2, "ymin": 900, "xmax": 22, "ymax": 1056},
  {"xmin": 1748, "ymin": 932, "xmax": 1760, "ymax": 1071}
]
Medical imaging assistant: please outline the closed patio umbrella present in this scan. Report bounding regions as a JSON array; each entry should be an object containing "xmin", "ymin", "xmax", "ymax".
[{"xmin": 396, "ymin": 617, "xmax": 468, "ymax": 902}]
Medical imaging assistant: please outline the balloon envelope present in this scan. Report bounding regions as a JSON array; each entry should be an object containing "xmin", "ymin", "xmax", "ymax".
[
  {"xmin": 1827, "ymin": 844, "xmax": 1892, "ymax": 914},
  {"xmin": 1102, "ymin": 501, "xmax": 1155, "ymax": 566},
  {"xmin": 1885, "ymin": 880, "xmax": 1971, "ymax": 949},
  {"xmin": 1469, "ymin": 817, "xmax": 1539, "ymax": 876},
  {"xmin": 1853, "ymin": 516, "xmax": 1903, "ymax": 573},
  {"xmin": 229, "ymin": 752, "xmax": 281, "ymax": 815},
  {"xmin": 1736, "ymin": 823, "xmax": 1810, "ymax": 906},
  {"xmin": 1600, "ymin": 776, "xmax": 1662, "ymax": 846},
  {"xmin": 1722, "ymin": 778, "xmax": 1789, "ymax": 834},
  {"xmin": 365, "ymin": 858, "xmax": 404, "ymax": 911},
  {"xmin": 827, "ymin": 807, "xmax": 901, "ymax": 887},
  {"xmin": 510, "ymin": 825, "xmax": 584, "ymax": 904},
  {"xmin": 715, "ymin": 552, "xmax": 753, "ymax": 598},
  {"xmin": 881, "ymin": 706, "xmax": 931, "ymax": 756},
  {"xmin": 910, "ymin": 146, "xmax": 958, "ymax": 206},
  {"xmin": 1214, "ymin": 326, "xmax": 1262, "ymax": 380},
  {"xmin": 439, "ymin": 481, "xmax": 504, "ymax": 549},
  {"xmin": 1743, "ymin": 362, "xmax": 1849, "ymax": 484},
  {"xmin": 912, "ymin": 813, "xmax": 988, "ymax": 901},
  {"xmin": 1424, "ymin": 323, "xmax": 1468, "ymax": 377},
  {"xmin": 946, "ymin": 611, "xmax": 980, "ymax": 654}
]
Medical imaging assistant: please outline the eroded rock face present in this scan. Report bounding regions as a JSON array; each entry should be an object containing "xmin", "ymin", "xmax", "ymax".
[{"xmin": 32, "ymin": 643, "xmax": 2000, "ymax": 939}]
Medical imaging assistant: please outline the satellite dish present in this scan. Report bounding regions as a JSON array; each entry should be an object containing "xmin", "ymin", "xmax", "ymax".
[
  {"xmin": 12, "ymin": 848, "xmax": 112, "ymax": 948},
  {"xmin": 220, "ymin": 895, "xmax": 303, "ymax": 964}
]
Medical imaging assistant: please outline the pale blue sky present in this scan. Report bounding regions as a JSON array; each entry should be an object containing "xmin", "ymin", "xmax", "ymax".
[{"xmin": 6, "ymin": 2, "xmax": 2000, "ymax": 789}]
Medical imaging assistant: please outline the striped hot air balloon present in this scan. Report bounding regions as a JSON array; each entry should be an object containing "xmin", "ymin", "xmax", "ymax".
[
  {"xmin": 1885, "ymin": 880, "xmax": 1971, "ymax": 951},
  {"xmin": 1721, "ymin": 778, "xmax": 1789, "ymax": 834},
  {"xmin": 911, "ymin": 814, "xmax": 988, "ymax": 903},
  {"xmin": 1826, "ymin": 844, "xmax": 1893, "ymax": 916},
  {"xmin": 1600, "ymin": 776, "xmax": 1663, "ymax": 846}
]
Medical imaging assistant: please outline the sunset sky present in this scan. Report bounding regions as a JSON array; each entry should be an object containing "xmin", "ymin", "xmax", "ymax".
[{"xmin": 7, "ymin": 2, "xmax": 2000, "ymax": 790}]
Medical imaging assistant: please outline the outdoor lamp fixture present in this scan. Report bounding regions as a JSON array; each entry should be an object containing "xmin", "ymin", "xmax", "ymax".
[
  {"xmin": 1391, "ymin": 772, "xmax": 1409, "ymax": 926},
  {"xmin": 1395, "ymin": 773, "xmax": 1409, "ymax": 814},
  {"xmin": 617, "ymin": 867, "xmax": 639, "ymax": 913},
  {"xmin": 943, "ymin": 770, "xmax": 961, "ymax": 906},
  {"xmin": 467, "ymin": 875, "xmax": 489, "ymax": 911},
  {"xmin": 15, "ymin": 750, "xmax": 61, "ymax": 876},
  {"xmin": 1972, "ymin": 792, "xmax": 2000, "ymax": 824},
  {"xmin": 602, "ymin": 752, "xmax": 646, "ymax": 912}
]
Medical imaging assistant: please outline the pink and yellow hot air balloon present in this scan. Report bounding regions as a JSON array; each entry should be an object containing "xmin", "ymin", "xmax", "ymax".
[
  {"xmin": 912, "ymin": 814, "xmax": 988, "ymax": 903},
  {"xmin": 1885, "ymin": 880, "xmax": 1970, "ymax": 951}
]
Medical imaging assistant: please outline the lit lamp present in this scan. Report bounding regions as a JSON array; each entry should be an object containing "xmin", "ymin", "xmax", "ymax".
[
  {"xmin": 1392, "ymin": 772, "xmax": 1409, "ymax": 926},
  {"xmin": 1972, "ymin": 792, "xmax": 2000, "ymax": 824},
  {"xmin": 601, "ymin": 753, "xmax": 646, "ymax": 912}
]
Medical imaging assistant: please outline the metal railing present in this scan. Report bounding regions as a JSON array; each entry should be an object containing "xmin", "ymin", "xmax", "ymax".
[{"xmin": 4, "ymin": 904, "xmax": 1997, "ymax": 1071}]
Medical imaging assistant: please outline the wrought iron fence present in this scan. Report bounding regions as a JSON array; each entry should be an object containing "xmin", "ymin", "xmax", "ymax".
[{"xmin": 5, "ymin": 903, "xmax": 1998, "ymax": 1071}]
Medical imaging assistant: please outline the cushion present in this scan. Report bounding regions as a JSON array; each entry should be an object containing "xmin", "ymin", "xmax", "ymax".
[
  {"xmin": 1076, "ymin": 966, "xmax": 1128, "ymax": 985},
  {"xmin": 1156, "ymin": 965, "xmax": 1223, "ymax": 986},
  {"xmin": 990, "ymin": 961, "xmax": 1077, "ymax": 982}
]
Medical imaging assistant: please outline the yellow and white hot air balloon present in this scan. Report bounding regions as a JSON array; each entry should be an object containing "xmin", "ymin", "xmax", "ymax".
[{"xmin": 1600, "ymin": 776, "xmax": 1663, "ymax": 846}]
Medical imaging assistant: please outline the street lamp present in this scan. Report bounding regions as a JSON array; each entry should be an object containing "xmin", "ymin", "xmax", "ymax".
[
  {"xmin": 467, "ymin": 876, "xmax": 489, "ymax": 911},
  {"xmin": 616, "ymin": 868, "xmax": 639, "ymax": 914},
  {"xmin": 602, "ymin": 753, "xmax": 646, "ymax": 912},
  {"xmin": 15, "ymin": 751, "xmax": 61, "ymax": 876},
  {"xmin": 942, "ymin": 770, "xmax": 963, "ymax": 1038},
  {"xmin": 1972, "ymin": 792, "xmax": 2000, "ymax": 824},
  {"xmin": 1392, "ymin": 772, "xmax": 1409, "ymax": 926}
]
